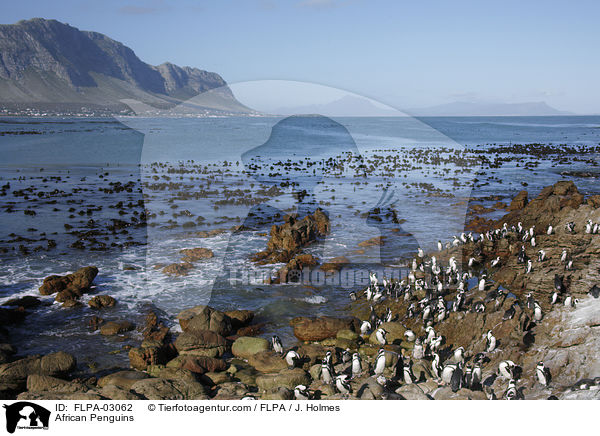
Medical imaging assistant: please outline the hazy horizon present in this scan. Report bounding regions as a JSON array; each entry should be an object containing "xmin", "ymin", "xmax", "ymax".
[{"xmin": 2, "ymin": 1, "xmax": 599, "ymax": 114}]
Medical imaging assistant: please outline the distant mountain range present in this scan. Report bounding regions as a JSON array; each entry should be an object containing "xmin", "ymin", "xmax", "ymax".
[
  {"xmin": 407, "ymin": 101, "xmax": 572, "ymax": 116},
  {"xmin": 0, "ymin": 18, "xmax": 252, "ymax": 115},
  {"xmin": 273, "ymin": 95, "xmax": 402, "ymax": 117}
]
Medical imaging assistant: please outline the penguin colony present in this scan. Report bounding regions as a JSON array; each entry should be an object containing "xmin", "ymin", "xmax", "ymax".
[{"xmin": 274, "ymin": 218, "xmax": 600, "ymax": 400}]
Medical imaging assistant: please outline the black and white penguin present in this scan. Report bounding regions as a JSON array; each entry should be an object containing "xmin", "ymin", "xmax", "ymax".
[
  {"xmin": 565, "ymin": 221, "xmax": 575, "ymax": 233},
  {"xmin": 285, "ymin": 350, "xmax": 300, "ymax": 368},
  {"xmin": 431, "ymin": 353, "xmax": 441, "ymax": 380},
  {"xmin": 349, "ymin": 291, "xmax": 357, "ymax": 301},
  {"xmin": 498, "ymin": 360, "xmax": 515, "ymax": 379},
  {"xmin": 463, "ymin": 365, "xmax": 473, "ymax": 390},
  {"xmin": 472, "ymin": 364, "xmax": 482, "ymax": 390},
  {"xmin": 374, "ymin": 349, "xmax": 386, "ymax": 376},
  {"xmin": 453, "ymin": 346, "xmax": 465, "ymax": 364},
  {"xmin": 533, "ymin": 301, "xmax": 543, "ymax": 321},
  {"xmin": 321, "ymin": 359, "xmax": 335, "ymax": 384},
  {"xmin": 565, "ymin": 259, "xmax": 573, "ymax": 271},
  {"xmin": 473, "ymin": 301, "xmax": 486, "ymax": 313},
  {"xmin": 536, "ymin": 361, "xmax": 551, "ymax": 386},
  {"xmin": 486, "ymin": 330, "xmax": 497, "ymax": 352},
  {"xmin": 503, "ymin": 303, "xmax": 516, "ymax": 321},
  {"xmin": 441, "ymin": 363, "xmax": 458, "ymax": 385},
  {"xmin": 526, "ymin": 259, "xmax": 533, "ymax": 274},
  {"xmin": 504, "ymin": 379, "xmax": 519, "ymax": 400},
  {"xmin": 342, "ymin": 349, "xmax": 351, "ymax": 364},
  {"xmin": 360, "ymin": 320, "xmax": 371, "ymax": 335},
  {"xmin": 550, "ymin": 291, "xmax": 559, "ymax": 305},
  {"xmin": 294, "ymin": 384, "xmax": 311, "ymax": 400},
  {"xmin": 351, "ymin": 353, "xmax": 363, "ymax": 378},
  {"xmin": 538, "ymin": 249, "xmax": 546, "ymax": 262},
  {"xmin": 589, "ymin": 284, "xmax": 600, "ymax": 299},
  {"xmin": 375, "ymin": 328, "xmax": 388, "ymax": 345},
  {"xmin": 546, "ymin": 224, "xmax": 553, "ymax": 235},
  {"xmin": 323, "ymin": 350, "xmax": 333, "ymax": 366},
  {"xmin": 491, "ymin": 256, "xmax": 501, "ymax": 268},
  {"xmin": 554, "ymin": 274, "xmax": 566, "ymax": 293},
  {"xmin": 560, "ymin": 249, "xmax": 568, "ymax": 263},
  {"xmin": 412, "ymin": 338, "xmax": 424, "ymax": 359},
  {"xmin": 404, "ymin": 329, "xmax": 416, "ymax": 342},
  {"xmin": 438, "ymin": 240, "xmax": 443, "ymax": 251},
  {"xmin": 450, "ymin": 362, "xmax": 463, "ymax": 392},
  {"xmin": 271, "ymin": 335, "xmax": 284, "ymax": 355},
  {"xmin": 478, "ymin": 275, "xmax": 486, "ymax": 292},
  {"xmin": 335, "ymin": 374, "xmax": 352, "ymax": 395},
  {"xmin": 403, "ymin": 361, "xmax": 416, "ymax": 384}
]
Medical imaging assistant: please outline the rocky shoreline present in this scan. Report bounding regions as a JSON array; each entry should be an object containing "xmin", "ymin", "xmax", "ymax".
[{"xmin": 1, "ymin": 180, "xmax": 600, "ymax": 400}]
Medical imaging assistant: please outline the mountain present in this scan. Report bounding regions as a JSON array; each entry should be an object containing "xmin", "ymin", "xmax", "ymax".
[
  {"xmin": 273, "ymin": 95, "xmax": 402, "ymax": 117},
  {"xmin": 407, "ymin": 101, "xmax": 572, "ymax": 117},
  {"xmin": 0, "ymin": 18, "xmax": 252, "ymax": 115}
]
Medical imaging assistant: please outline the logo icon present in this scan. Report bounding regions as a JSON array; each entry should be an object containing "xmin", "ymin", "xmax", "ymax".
[{"xmin": 3, "ymin": 402, "xmax": 50, "ymax": 433}]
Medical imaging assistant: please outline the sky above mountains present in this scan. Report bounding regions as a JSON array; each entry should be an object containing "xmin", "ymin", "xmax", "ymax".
[{"xmin": 2, "ymin": 0, "xmax": 599, "ymax": 114}]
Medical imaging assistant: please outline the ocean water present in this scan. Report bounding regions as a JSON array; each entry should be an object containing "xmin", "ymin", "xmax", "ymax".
[{"xmin": 1, "ymin": 115, "xmax": 600, "ymax": 371}]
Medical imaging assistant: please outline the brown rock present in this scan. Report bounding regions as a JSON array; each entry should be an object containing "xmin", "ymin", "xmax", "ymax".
[
  {"xmin": 290, "ymin": 316, "xmax": 360, "ymax": 342},
  {"xmin": 39, "ymin": 266, "xmax": 98, "ymax": 296},
  {"xmin": 100, "ymin": 321, "xmax": 135, "ymax": 336},
  {"xmin": 180, "ymin": 247, "xmax": 214, "ymax": 262},
  {"xmin": 508, "ymin": 190, "xmax": 528, "ymax": 211},
  {"xmin": 88, "ymin": 295, "xmax": 116, "ymax": 309},
  {"xmin": 162, "ymin": 262, "xmax": 194, "ymax": 276}
]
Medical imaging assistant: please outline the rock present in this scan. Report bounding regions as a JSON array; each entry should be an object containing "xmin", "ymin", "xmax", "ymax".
[
  {"xmin": 88, "ymin": 295, "xmax": 116, "ymax": 309},
  {"xmin": 247, "ymin": 351, "xmax": 288, "ymax": 373},
  {"xmin": 508, "ymin": 190, "xmax": 528, "ymax": 211},
  {"xmin": 130, "ymin": 378, "xmax": 208, "ymax": 400},
  {"xmin": 100, "ymin": 321, "xmax": 134, "ymax": 336},
  {"xmin": 358, "ymin": 236, "xmax": 385, "ymax": 247},
  {"xmin": 98, "ymin": 370, "xmax": 149, "ymax": 390},
  {"xmin": 290, "ymin": 316, "xmax": 360, "ymax": 342},
  {"xmin": 224, "ymin": 310, "xmax": 254, "ymax": 330},
  {"xmin": 0, "ymin": 352, "xmax": 76, "ymax": 390},
  {"xmin": 180, "ymin": 247, "xmax": 214, "ymax": 262},
  {"xmin": 162, "ymin": 262, "xmax": 194, "ymax": 276},
  {"xmin": 369, "ymin": 322, "xmax": 405, "ymax": 345},
  {"xmin": 177, "ymin": 305, "xmax": 232, "ymax": 335},
  {"xmin": 26, "ymin": 374, "xmax": 85, "ymax": 393},
  {"xmin": 39, "ymin": 266, "xmax": 98, "ymax": 297},
  {"xmin": 167, "ymin": 355, "xmax": 228, "ymax": 374},
  {"xmin": 0, "ymin": 307, "xmax": 26, "ymax": 326},
  {"xmin": 202, "ymin": 371, "xmax": 231, "ymax": 385},
  {"xmin": 261, "ymin": 387, "xmax": 294, "ymax": 400},
  {"xmin": 252, "ymin": 209, "xmax": 330, "ymax": 264},
  {"xmin": 147, "ymin": 366, "xmax": 199, "ymax": 383},
  {"xmin": 231, "ymin": 336, "xmax": 270, "ymax": 359},
  {"xmin": 18, "ymin": 391, "xmax": 106, "ymax": 400},
  {"xmin": 3, "ymin": 296, "xmax": 41, "ymax": 309},
  {"xmin": 256, "ymin": 368, "xmax": 310, "ymax": 391},
  {"xmin": 336, "ymin": 329, "xmax": 360, "ymax": 341},
  {"xmin": 100, "ymin": 384, "xmax": 142, "ymax": 400},
  {"xmin": 128, "ymin": 343, "xmax": 175, "ymax": 370},
  {"xmin": 320, "ymin": 256, "xmax": 350, "ymax": 272},
  {"xmin": 174, "ymin": 330, "xmax": 228, "ymax": 358}
]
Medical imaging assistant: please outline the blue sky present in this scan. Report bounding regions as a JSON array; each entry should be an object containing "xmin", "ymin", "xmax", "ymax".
[{"xmin": 2, "ymin": 0, "xmax": 599, "ymax": 113}]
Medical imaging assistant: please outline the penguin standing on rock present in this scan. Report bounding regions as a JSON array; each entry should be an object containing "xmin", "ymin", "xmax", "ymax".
[
  {"xmin": 284, "ymin": 350, "xmax": 300, "ymax": 368},
  {"xmin": 351, "ymin": 353, "xmax": 363, "ymax": 378},
  {"xmin": 375, "ymin": 328, "xmax": 388, "ymax": 345},
  {"xmin": 504, "ymin": 379, "xmax": 519, "ymax": 400},
  {"xmin": 335, "ymin": 375, "xmax": 352, "ymax": 396},
  {"xmin": 374, "ymin": 349, "xmax": 386, "ymax": 376},
  {"xmin": 403, "ymin": 360, "xmax": 416, "ymax": 384},
  {"xmin": 486, "ymin": 330, "xmax": 497, "ymax": 352},
  {"xmin": 450, "ymin": 362, "xmax": 463, "ymax": 392},
  {"xmin": 536, "ymin": 362, "xmax": 551, "ymax": 387},
  {"xmin": 294, "ymin": 385, "xmax": 311, "ymax": 400},
  {"xmin": 321, "ymin": 358, "xmax": 335, "ymax": 384},
  {"xmin": 271, "ymin": 335, "xmax": 284, "ymax": 354},
  {"xmin": 498, "ymin": 360, "xmax": 515, "ymax": 379},
  {"xmin": 533, "ymin": 301, "xmax": 543, "ymax": 321}
]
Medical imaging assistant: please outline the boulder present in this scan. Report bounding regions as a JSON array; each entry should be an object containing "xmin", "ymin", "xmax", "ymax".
[
  {"xmin": 130, "ymin": 378, "xmax": 208, "ymax": 400},
  {"xmin": 0, "ymin": 352, "xmax": 76, "ymax": 390},
  {"xmin": 508, "ymin": 190, "xmax": 528, "ymax": 211},
  {"xmin": 162, "ymin": 262, "xmax": 194, "ymax": 276},
  {"xmin": 224, "ymin": 310, "xmax": 254, "ymax": 330},
  {"xmin": 247, "ymin": 351, "xmax": 288, "ymax": 373},
  {"xmin": 290, "ymin": 316, "xmax": 360, "ymax": 342},
  {"xmin": 88, "ymin": 295, "xmax": 116, "ymax": 309},
  {"xmin": 26, "ymin": 374, "xmax": 85, "ymax": 393},
  {"xmin": 177, "ymin": 305, "xmax": 232, "ymax": 335},
  {"xmin": 180, "ymin": 248, "xmax": 214, "ymax": 262},
  {"xmin": 98, "ymin": 370, "xmax": 149, "ymax": 390},
  {"xmin": 168, "ymin": 355, "xmax": 228, "ymax": 374},
  {"xmin": 100, "ymin": 321, "xmax": 135, "ymax": 336},
  {"xmin": 256, "ymin": 368, "xmax": 310, "ymax": 391},
  {"xmin": 231, "ymin": 337, "xmax": 270, "ymax": 359},
  {"xmin": 39, "ymin": 266, "xmax": 98, "ymax": 297},
  {"xmin": 174, "ymin": 330, "xmax": 227, "ymax": 358},
  {"xmin": 128, "ymin": 343, "xmax": 175, "ymax": 370}
]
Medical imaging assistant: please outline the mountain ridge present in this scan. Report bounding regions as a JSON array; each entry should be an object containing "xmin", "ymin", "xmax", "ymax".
[{"xmin": 0, "ymin": 18, "xmax": 251, "ymax": 115}]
